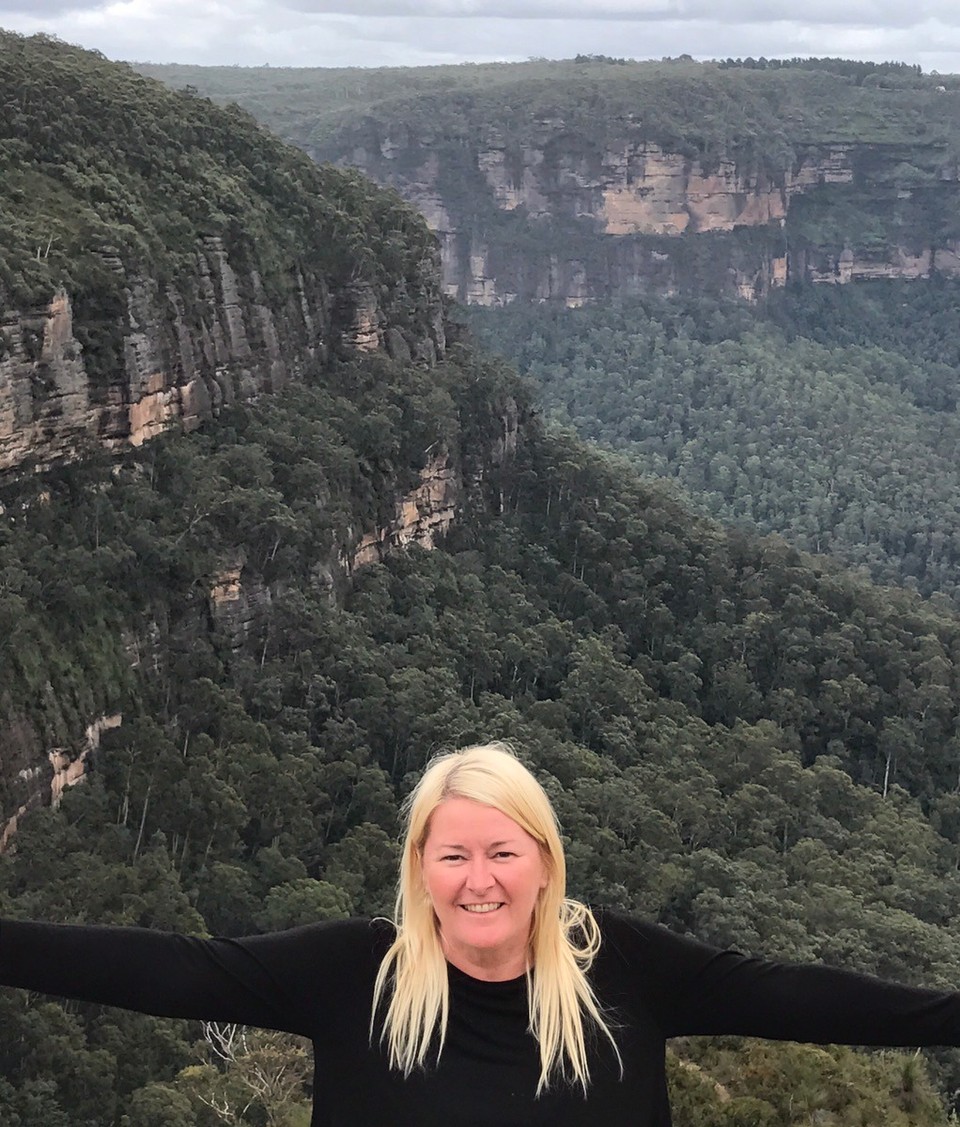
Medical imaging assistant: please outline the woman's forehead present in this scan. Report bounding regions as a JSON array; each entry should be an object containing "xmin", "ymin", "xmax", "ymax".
[{"xmin": 425, "ymin": 796, "xmax": 531, "ymax": 844}]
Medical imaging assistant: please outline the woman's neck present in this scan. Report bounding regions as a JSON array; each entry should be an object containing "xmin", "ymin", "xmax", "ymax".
[{"xmin": 441, "ymin": 939, "xmax": 530, "ymax": 982}]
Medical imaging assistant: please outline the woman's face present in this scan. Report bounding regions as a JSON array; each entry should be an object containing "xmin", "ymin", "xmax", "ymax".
[{"xmin": 420, "ymin": 797, "xmax": 548, "ymax": 979}]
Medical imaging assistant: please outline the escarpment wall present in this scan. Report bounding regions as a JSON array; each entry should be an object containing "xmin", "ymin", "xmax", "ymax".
[
  {"xmin": 0, "ymin": 236, "xmax": 446, "ymax": 475},
  {"xmin": 0, "ymin": 212, "xmax": 454, "ymax": 837},
  {"xmin": 312, "ymin": 129, "xmax": 960, "ymax": 304}
]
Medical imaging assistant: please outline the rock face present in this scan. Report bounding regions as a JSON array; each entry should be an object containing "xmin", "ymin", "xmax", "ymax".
[
  {"xmin": 0, "ymin": 237, "xmax": 446, "ymax": 475},
  {"xmin": 348, "ymin": 452, "xmax": 461, "ymax": 570},
  {"xmin": 0, "ymin": 290, "xmax": 91, "ymax": 470},
  {"xmin": 316, "ymin": 132, "xmax": 960, "ymax": 304},
  {"xmin": 0, "ymin": 713, "xmax": 121, "ymax": 851}
]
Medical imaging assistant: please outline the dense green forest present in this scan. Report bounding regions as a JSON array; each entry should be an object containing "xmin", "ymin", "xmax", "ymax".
[
  {"xmin": 6, "ymin": 31, "xmax": 960, "ymax": 1125},
  {"xmin": 0, "ymin": 30, "xmax": 434, "ymax": 319},
  {"xmin": 466, "ymin": 279, "xmax": 960, "ymax": 607},
  {"xmin": 137, "ymin": 55, "xmax": 960, "ymax": 167}
]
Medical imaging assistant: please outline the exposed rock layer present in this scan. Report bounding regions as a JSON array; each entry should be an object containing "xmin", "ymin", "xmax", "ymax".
[
  {"xmin": 316, "ymin": 134, "xmax": 960, "ymax": 304},
  {"xmin": 348, "ymin": 452, "xmax": 460, "ymax": 570},
  {"xmin": 0, "ymin": 237, "xmax": 445, "ymax": 475},
  {"xmin": 0, "ymin": 713, "xmax": 121, "ymax": 851}
]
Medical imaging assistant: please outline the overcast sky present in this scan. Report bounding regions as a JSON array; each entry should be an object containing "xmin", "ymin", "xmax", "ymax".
[{"xmin": 2, "ymin": 0, "xmax": 960, "ymax": 74}]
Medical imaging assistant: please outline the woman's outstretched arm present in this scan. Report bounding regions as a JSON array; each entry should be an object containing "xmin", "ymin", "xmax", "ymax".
[
  {"xmin": 602, "ymin": 911, "xmax": 960, "ymax": 1046},
  {"xmin": 0, "ymin": 916, "xmax": 385, "ymax": 1039}
]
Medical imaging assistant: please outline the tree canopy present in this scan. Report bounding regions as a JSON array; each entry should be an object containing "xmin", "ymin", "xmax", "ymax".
[{"xmin": 467, "ymin": 280, "xmax": 960, "ymax": 607}]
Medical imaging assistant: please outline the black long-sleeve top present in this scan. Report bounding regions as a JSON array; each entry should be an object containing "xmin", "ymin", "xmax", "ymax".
[{"xmin": 2, "ymin": 910, "xmax": 960, "ymax": 1125}]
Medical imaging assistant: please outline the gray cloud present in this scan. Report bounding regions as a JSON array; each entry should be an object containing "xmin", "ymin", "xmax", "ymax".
[
  {"xmin": 0, "ymin": 0, "xmax": 105, "ymax": 14},
  {"xmin": 5, "ymin": 0, "xmax": 953, "ymax": 27},
  {"xmin": 308, "ymin": 13, "xmax": 960, "ymax": 65},
  {"xmin": 4, "ymin": 0, "xmax": 960, "ymax": 71},
  {"xmin": 278, "ymin": 0, "xmax": 960, "ymax": 26}
]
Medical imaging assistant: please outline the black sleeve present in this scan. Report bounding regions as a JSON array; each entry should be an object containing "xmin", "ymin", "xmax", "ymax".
[
  {"xmin": 0, "ymin": 917, "xmax": 384, "ymax": 1039},
  {"xmin": 601, "ymin": 912, "xmax": 960, "ymax": 1046}
]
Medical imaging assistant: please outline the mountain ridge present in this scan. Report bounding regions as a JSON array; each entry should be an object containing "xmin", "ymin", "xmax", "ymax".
[
  {"xmin": 0, "ymin": 31, "xmax": 445, "ymax": 474},
  {"xmin": 138, "ymin": 57, "xmax": 960, "ymax": 304}
]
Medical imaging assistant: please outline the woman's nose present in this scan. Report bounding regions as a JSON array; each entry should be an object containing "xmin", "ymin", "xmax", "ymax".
[{"xmin": 466, "ymin": 859, "xmax": 494, "ymax": 891}]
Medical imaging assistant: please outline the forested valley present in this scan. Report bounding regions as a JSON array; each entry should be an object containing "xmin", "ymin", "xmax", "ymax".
[
  {"xmin": 5, "ymin": 31, "xmax": 960, "ymax": 1127},
  {"xmin": 468, "ymin": 280, "xmax": 960, "ymax": 606}
]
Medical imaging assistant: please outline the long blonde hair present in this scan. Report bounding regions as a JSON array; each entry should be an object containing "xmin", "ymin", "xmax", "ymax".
[{"xmin": 371, "ymin": 742, "xmax": 621, "ymax": 1094}]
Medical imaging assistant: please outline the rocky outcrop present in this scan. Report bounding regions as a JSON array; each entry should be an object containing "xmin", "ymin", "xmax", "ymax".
[
  {"xmin": 208, "ymin": 551, "xmax": 273, "ymax": 651},
  {"xmin": 319, "ymin": 131, "xmax": 960, "ymax": 304},
  {"xmin": 596, "ymin": 145, "xmax": 787, "ymax": 236},
  {"xmin": 466, "ymin": 140, "xmax": 802, "ymax": 237},
  {"xmin": 347, "ymin": 452, "xmax": 460, "ymax": 570},
  {"xmin": 0, "ymin": 290, "xmax": 91, "ymax": 470},
  {"xmin": 0, "ymin": 712, "xmax": 121, "ymax": 851},
  {"xmin": 49, "ymin": 713, "xmax": 122, "ymax": 806},
  {"xmin": 0, "ymin": 237, "xmax": 446, "ymax": 475}
]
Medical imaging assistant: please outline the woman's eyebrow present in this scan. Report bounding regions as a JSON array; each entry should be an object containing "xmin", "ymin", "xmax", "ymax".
[{"xmin": 434, "ymin": 839, "xmax": 517, "ymax": 849}]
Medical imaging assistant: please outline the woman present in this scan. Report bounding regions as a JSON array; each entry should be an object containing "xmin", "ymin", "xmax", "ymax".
[{"xmin": 2, "ymin": 741, "xmax": 960, "ymax": 1126}]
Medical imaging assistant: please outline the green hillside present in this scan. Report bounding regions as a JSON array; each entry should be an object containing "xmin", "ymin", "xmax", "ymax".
[
  {"xmin": 136, "ymin": 55, "xmax": 960, "ymax": 162},
  {"xmin": 5, "ymin": 354, "xmax": 960, "ymax": 1124},
  {"xmin": 0, "ymin": 31, "xmax": 434, "ymax": 323}
]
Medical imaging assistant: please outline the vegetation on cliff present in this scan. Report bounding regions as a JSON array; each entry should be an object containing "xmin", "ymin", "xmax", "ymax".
[
  {"xmin": 137, "ymin": 55, "xmax": 960, "ymax": 167},
  {"xmin": 0, "ymin": 30, "xmax": 438, "ymax": 377}
]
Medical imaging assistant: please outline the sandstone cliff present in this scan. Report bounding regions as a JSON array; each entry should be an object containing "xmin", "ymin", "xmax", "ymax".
[
  {"xmin": 0, "ymin": 32, "xmax": 451, "ymax": 475},
  {"xmin": 316, "ymin": 130, "xmax": 960, "ymax": 304},
  {"xmin": 0, "ymin": 237, "xmax": 445, "ymax": 475}
]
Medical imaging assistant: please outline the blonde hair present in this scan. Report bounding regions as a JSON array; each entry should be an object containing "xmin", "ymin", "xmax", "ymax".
[{"xmin": 371, "ymin": 742, "xmax": 621, "ymax": 1094}]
